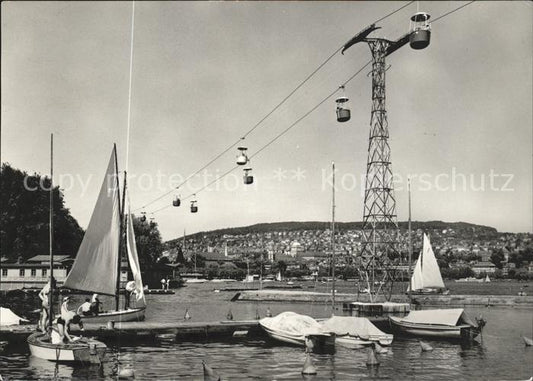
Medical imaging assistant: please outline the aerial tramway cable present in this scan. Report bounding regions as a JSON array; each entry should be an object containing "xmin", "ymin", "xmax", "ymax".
[{"xmin": 142, "ymin": 1, "xmax": 477, "ymax": 216}]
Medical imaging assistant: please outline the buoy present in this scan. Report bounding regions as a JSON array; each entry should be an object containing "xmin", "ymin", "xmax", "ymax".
[
  {"xmin": 420, "ymin": 340, "xmax": 434, "ymax": 352},
  {"xmin": 301, "ymin": 353, "xmax": 317, "ymax": 375},
  {"xmin": 202, "ymin": 360, "xmax": 221, "ymax": 381},
  {"xmin": 523, "ymin": 336, "xmax": 533, "ymax": 346},
  {"xmin": 266, "ymin": 307, "xmax": 272, "ymax": 317},
  {"xmin": 226, "ymin": 309, "xmax": 233, "ymax": 320},
  {"xmin": 118, "ymin": 368, "xmax": 135, "ymax": 379},
  {"xmin": 374, "ymin": 342, "xmax": 388, "ymax": 354},
  {"xmin": 184, "ymin": 308, "xmax": 191, "ymax": 320},
  {"xmin": 366, "ymin": 346, "xmax": 380, "ymax": 366}
]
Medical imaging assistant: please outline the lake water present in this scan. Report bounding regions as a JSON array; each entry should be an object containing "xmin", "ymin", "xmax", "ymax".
[{"xmin": 1, "ymin": 282, "xmax": 532, "ymax": 380}]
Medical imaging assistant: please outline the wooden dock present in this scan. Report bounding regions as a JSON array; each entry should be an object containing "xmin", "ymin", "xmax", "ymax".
[
  {"xmin": 0, "ymin": 320, "xmax": 263, "ymax": 342},
  {"xmin": 234, "ymin": 290, "xmax": 533, "ymax": 307}
]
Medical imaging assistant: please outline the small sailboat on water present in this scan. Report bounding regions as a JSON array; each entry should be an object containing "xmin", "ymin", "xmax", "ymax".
[
  {"xmin": 408, "ymin": 234, "xmax": 449, "ymax": 295},
  {"xmin": 27, "ymin": 135, "xmax": 107, "ymax": 363},
  {"xmin": 62, "ymin": 145, "xmax": 146, "ymax": 323}
]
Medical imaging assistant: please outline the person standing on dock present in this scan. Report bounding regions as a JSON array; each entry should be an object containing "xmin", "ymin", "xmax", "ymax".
[{"xmin": 161, "ymin": 278, "xmax": 166, "ymax": 290}]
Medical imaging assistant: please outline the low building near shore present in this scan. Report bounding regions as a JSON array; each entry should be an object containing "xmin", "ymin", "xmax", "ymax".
[
  {"xmin": 0, "ymin": 255, "xmax": 72, "ymax": 291},
  {"xmin": 472, "ymin": 261, "xmax": 497, "ymax": 275}
]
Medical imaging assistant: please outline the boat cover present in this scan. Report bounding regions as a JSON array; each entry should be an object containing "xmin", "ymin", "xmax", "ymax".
[
  {"xmin": 320, "ymin": 316, "xmax": 390, "ymax": 339},
  {"xmin": 0, "ymin": 307, "xmax": 28, "ymax": 326},
  {"xmin": 259, "ymin": 312, "xmax": 328, "ymax": 336},
  {"xmin": 401, "ymin": 309, "xmax": 475, "ymax": 327}
]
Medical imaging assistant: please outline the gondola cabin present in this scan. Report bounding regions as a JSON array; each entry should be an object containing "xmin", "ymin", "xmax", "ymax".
[
  {"xmin": 236, "ymin": 147, "xmax": 249, "ymax": 165},
  {"xmin": 190, "ymin": 200, "xmax": 198, "ymax": 213},
  {"xmin": 335, "ymin": 96, "xmax": 350, "ymax": 123},
  {"xmin": 243, "ymin": 168, "xmax": 253, "ymax": 185},
  {"xmin": 173, "ymin": 196, "xmax": 181, "ymax": 207},
  {"xmin": 140, "ymin": 212, "xmax": 147, "ymax": 222},
  {"xmin": 410, "ymin": 12, "xmax": 431, "ymax": 50}
]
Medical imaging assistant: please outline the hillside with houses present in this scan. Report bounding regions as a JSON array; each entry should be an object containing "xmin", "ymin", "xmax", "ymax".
[{"xmin": 164, "ymin": 221, "xmax": 533, "ymax": 281}]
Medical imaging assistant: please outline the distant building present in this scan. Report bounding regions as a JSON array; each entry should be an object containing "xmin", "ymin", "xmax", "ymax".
[
  {"xmin": 290, "ymin": 241, "xmax": 304, "ymax": 257},
  {"xmin": 0, "ymin": 255, "xmax": 73, "ymax": 291},
  {"xmin": 472, "ymin": 261, "xmax": 496, "ymax": 275}
]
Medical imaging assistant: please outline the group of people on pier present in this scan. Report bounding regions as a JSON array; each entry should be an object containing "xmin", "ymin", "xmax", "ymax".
[{"xmin": 37, "ymin": 280, "xmax": 103, "ymax": 344}]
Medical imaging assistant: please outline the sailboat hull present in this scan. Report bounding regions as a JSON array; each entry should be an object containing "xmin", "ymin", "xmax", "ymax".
[
  {"xmin": 80, "ymin": 307, "xmax": 145, "ymax": 323},
  {"xmin": 28, "ymin": 332, "xmax": 107, "ymax": 363}
]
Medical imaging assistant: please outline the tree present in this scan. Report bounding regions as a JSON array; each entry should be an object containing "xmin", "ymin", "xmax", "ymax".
[
  {"xmin": 490, "ymin": 249, "xmax": 505, "ymax": 269},
  {"xmin": 176, "ymin": 246, "xmax": 185, "ymax": 264},
  {"xmin": 132, "ymin": 215, "xmax": 164, "ymax": 269},
  {"xmin": 0, "ymin": 163, "xmax": 84, "ymax": 262}
]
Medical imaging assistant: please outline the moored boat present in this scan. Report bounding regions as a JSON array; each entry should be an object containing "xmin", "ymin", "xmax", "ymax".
[
  {"xmin": 28, "ymin": 332, "xmax": 106, "ymax": 364},
  {"xmin": 62, "ymin": 145, "xmax": 146, "ymax": 324},
  {"xmin": 320, "ymin": 316, "xmax": 393, "ymax": 349},
  {"xmin": 259, "ymin": 312, "xmax": 335, "ymax": 351},
  {"xmin": 27, "ymin": 135, "xmax": 108, "ymax": 363},
  {"xmin": 389, "ymin": 308, "xmax": 484, "ymax": 340}
]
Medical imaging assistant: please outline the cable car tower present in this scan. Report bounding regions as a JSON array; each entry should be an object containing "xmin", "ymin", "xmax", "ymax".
[{"xmin": 342, "ymin": 17, "xmax": 430, "ymax": 301}]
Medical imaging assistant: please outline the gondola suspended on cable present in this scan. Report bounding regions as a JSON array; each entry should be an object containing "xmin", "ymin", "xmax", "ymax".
[
  {"xmin": 409, "ymin": 12, "xmax": 431, "ymax": 50},
  {"xmin": 236, "ymin": 147, "xmax": 249, "ymax": 165},
  {"xmin": 173, "ymin": 195, "xmax": 181, "ymax": 207},
  {"xmin": 190, "ymin": 196, "xmax": 198, "ymax": 213},
  {"xmin": 335, "ymin": 86, "xmax": 350, "ymax": 123},
  {"xmin": 243, "ymin": 168, "xmax": 253, "ymax": 185},
  {"xmin": 140, "ymin": 211, "xmax": 147, "ymax": 222},
  {"xmin": 149, "ymin": 215, "xmax": 156, "ymax": 228}
]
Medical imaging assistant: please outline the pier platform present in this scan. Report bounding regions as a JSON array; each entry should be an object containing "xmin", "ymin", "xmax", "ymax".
[
  {"xmin": 233, "ymin": 290, "xmax": 533, "ymax": 307},
  {"xmin": 0, "ymin": 320, "xmax": 263, "ymax": 342}
]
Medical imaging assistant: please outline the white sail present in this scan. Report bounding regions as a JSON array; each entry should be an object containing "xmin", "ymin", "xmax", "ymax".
[
  {"xmin": 64, "ymin": 148, "xmax": 121, "ymax": 295},
  {"xmin": 125, "ymin": 192, "xmax": 145, "ymax": 302},
  {"xmin": 410, "ymin": 234, "xmax": 445, "ymax": 291}
]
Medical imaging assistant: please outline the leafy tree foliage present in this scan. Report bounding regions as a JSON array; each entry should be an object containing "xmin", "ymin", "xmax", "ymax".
[
  {"xmin": 0, "ymin": 164, "xmax": 84, "ymax": 262},
  {"xmin": 132, "ymin": 215, "xmax": 164, "ymax": 269},
  {"xmin": 490, "ymin": 249, "xmax": 505, "ymax": 269}
]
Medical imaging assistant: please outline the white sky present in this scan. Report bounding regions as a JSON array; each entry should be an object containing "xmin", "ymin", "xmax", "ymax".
[{"xmin": 2, "ymin": 1, "xmax": 532, "ymax": 240}]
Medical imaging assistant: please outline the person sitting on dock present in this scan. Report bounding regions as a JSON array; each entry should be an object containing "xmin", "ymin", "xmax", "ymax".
[
  {"xmin": 90, "ymin": 294, "xmax": 102, "ymax": 315},
  {"xmin": 77, "ymin": 298, "xmax": 93, "ymax": 316}
]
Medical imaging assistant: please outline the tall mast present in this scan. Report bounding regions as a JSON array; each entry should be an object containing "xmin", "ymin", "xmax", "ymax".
[
  {"xmin": 331, "ymin": 161, "xmax": 336, "ymax": 314},
  {"xmin": 407, "ymin": 178, "xmax": 412, "ymax": 301},
  {"xmin": 48, "ymin": 134, "xmax": 54, "ymax": 329},
  {"xmin": 114, "ymin": 145, "xmax": 124, "ymax": 311}
]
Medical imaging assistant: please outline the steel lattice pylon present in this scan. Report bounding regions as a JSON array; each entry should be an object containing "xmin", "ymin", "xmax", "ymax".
[
  {"xmin": 359, "ymin": 39, "xmax": 400, "ymax": 302},
  {"xmin": 342, "ymin": 25, "xmax": 412, "ymax": 301}
]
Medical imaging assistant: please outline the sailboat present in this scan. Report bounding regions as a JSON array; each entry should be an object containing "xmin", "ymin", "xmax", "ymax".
[
  {"xmin": 27, "ymin": 134, "xmax": 107, "ymax": 363},
  {"xmin": 408, "ymin": 234, "xmax": 449, "ymax": 295},
  {"xmin": 62, "ymin": 145, "xmax": 146, "ymax": 323}
]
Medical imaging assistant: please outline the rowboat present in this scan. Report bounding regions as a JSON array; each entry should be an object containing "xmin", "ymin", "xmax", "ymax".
[
  {"xmin": 259, "ymin": 312, "xmax": 335, "ymax": 351},
  {"xmin": 389, "ymin": 308, "xmax": 483, "ymax": 340}
]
